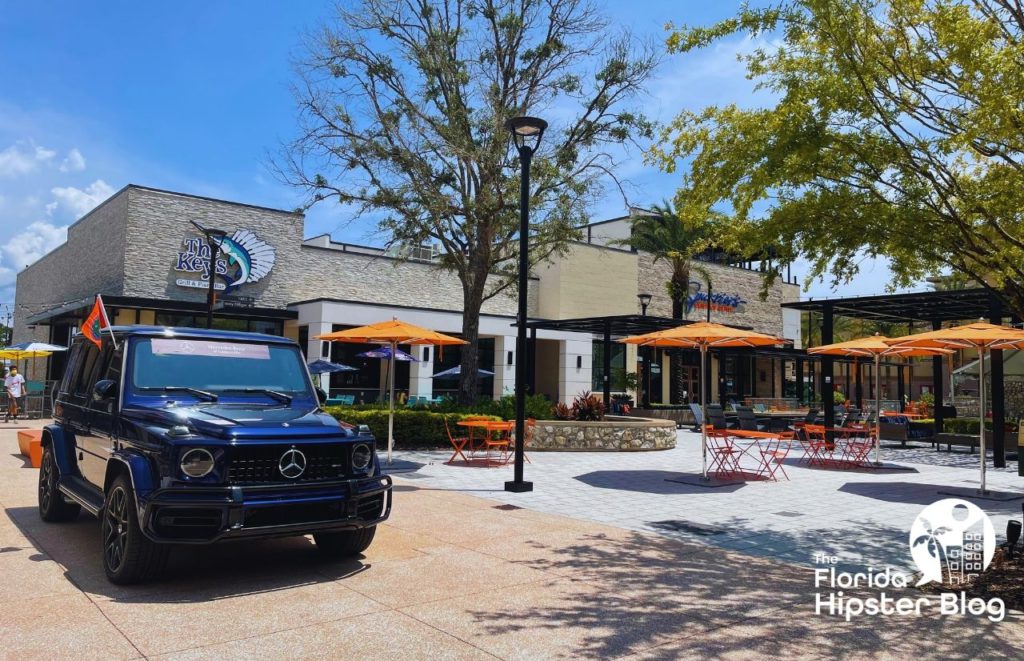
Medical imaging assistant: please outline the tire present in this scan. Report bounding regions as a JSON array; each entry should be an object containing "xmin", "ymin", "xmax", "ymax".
[
  {"xmin": 38, "ymin": 444, "xmax": 81, "ymax": 522},
  {"xmin": 101, "ymin": 474, "xmax": 169, "ymax": 584},
  {"xmin": 313, "ymin": 526, "xmax": 376, "ymax": 557}
]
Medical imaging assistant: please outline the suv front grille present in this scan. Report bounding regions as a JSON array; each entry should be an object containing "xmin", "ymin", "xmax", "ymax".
[{"xmin": 227, "ymin": 443, "xmax": 347, "ymax": 484}]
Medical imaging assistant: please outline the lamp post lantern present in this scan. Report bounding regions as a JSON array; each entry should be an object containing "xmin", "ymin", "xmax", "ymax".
[
  {"xmin": 505, "ymin": 115, "xmax": 546, "ymax": 494},
  {"xmin": 191, "ymin": 221, "xmax": 228, "ymax": 329}
]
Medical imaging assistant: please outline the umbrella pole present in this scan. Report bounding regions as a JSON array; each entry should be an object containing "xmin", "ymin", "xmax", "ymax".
[
  {"xmin": 979, "ymin": 347, "xmax": 987, "ymax": 494},
  {"xmin": 701, "ymin": 345, "xmax": 708, "ymax": 480},
  {"xmin": 874, "ymin": 354, "xmax": 881, "ymax": 466},
  {"xmin": 387, "ymin": 341, "xmax": 396, "ymax": 465}
]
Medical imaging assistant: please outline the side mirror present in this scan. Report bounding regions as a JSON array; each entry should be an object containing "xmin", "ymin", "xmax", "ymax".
[
  {"xmin": 93, "ymin": 379, "xmax": 118, "ymax": 402},
  {"xmin": 315, "ymin": 387, "xmax": 328, "ymax": 406}
]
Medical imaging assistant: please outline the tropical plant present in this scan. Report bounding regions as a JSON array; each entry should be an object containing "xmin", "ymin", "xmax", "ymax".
[
  {"xmin": 616, "ymin": 202, "xmax": 710, "ymax": 319},
  {"xmin": 571, "ymin": 390, "xmax": 606, "ymax": 421},
  {"xmin": 553, "ymin": 402, "xmax": 573, "ymax": 420},
  {"xmin": 614, "ymin": 202, "xmax": 712, "ymax": 404},
  {"xmin": 655, "ymin": 0, "xmax": 1024, "ymax": 317},
  {"xmin": 280, "ymin": 0, "xmax": 658, "ymax": 404}
]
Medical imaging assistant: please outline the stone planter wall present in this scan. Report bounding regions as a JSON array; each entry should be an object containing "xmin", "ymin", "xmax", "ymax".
[{"xmin": 532, "ymin": 416, "xmax": 676, "ymax": 451}]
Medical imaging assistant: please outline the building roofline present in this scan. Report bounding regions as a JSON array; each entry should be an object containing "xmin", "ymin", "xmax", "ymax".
[
  {"xmin": 288, "ymin": 296, "xmax": 532, "ymax": 321},
  {"xmin": 125, "ymin": 184, "xmax": 304, "ymax": 216}
]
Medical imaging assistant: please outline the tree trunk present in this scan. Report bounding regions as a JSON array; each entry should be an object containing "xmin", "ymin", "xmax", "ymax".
[{"xmin": 457, "ymin": 257, "xmax": 489, "ymax": 406}]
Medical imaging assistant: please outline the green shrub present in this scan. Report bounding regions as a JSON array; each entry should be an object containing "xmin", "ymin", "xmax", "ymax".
[
  {"xmin": 414, "ymin": 393, "xmax": 554, "ymax": 420},
  {"xmin": 833, "ymin": 390, "xmax": 846, "ymax": 404},
  {"xmin": 942, "ymin": 418, "xmax": 1019, "ymax": 434},
  {"xmin": 323, "ymin": 407, "xmax": 500, "ymax": 450}
]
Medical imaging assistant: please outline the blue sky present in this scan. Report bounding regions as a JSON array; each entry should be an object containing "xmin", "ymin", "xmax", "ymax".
[{"xmin": 0, "ymin": 0, "xmax": 915, "ymax": 316}]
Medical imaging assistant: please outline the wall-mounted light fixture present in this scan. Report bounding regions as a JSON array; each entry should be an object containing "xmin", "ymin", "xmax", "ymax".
[
  {"xmin": 423, "ymin": 347, "xmax": 431, "ymax": 362},
  {"xmin": 576, "ymin": 355, "xmax": 582, "ymax": 370},
  {"xmin": 507, "ymin": 350, "xmax": 514, "ymax": 366}
]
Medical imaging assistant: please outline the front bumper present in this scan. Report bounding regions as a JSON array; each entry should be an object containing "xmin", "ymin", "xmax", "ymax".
[{"xmin": 138, "ymin": 475, "xmax": 392, "ymax": 543}]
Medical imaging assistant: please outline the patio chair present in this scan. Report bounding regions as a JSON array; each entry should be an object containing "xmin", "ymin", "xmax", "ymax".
[
  {"xmin": 757, "ymin": 437, "xmax": 791, "ymax": 480},
  {"xmin": 706, "ymin": 404, "xmax": 736, "ymax": 430},
  {"xmin": 483, "ymin": 421, "xmax": 513, "ymax": 464},
  {"xmin": 443, "ymin": 418, "xmax": 470, "ymax": 464},
  {"xmin": 706, "ymin": 430, "xmax": 741, "ymax": 477},
  {"xmin": 24, "ymin": 380, "xmax": 46, "ymax": 419},
  {"xmin": 736, "ymin": 406, "xmax": 768, "ymax": 432},
  {"xmin": 505, "ymin": 419, "xmax": 536, "ymax": 466},
  {"xmin": 689, "ymin": 403, "xmax": 705, "ymax": 432}
]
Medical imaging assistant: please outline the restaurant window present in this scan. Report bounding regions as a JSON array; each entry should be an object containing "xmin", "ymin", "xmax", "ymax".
[{"xmin": 592, "ymin": 341, "xmax": 626, "ymax": 392}]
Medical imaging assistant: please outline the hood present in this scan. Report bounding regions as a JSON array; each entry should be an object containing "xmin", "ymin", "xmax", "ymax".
[{"xmin": 123, "ymin": 403, "xmax": 350, "ymax": 440}]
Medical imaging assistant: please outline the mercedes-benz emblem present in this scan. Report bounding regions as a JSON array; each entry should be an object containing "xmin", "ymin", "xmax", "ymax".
[{"xmin": 278, "ymin": 447, "xmax": 307, "ymax": 479}]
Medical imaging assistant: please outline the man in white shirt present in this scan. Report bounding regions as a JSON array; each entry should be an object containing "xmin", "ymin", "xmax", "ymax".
[{"xmin": 5, "ymin": 366, "xmax": 26, "ymax": 422}]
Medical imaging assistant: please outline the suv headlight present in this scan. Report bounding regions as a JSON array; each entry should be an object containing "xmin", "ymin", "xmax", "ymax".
[
  {"xmin": 351, "ymin": 443, "xmax": 373, "ymax": 471},
  {"xmin": 180, "ymin": 448, "xmax": 215, "ymax": 478}
]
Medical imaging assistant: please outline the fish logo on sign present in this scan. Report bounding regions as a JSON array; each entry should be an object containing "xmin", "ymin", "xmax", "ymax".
[{"xmin": 174, "ymin": 228, "xmax": 276, "ymax": 292}]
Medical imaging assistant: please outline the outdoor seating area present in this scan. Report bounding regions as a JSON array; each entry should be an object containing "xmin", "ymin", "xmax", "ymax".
[{"xmin": 444, "ymin": 417, "xmax": 533, "ymax": 466}]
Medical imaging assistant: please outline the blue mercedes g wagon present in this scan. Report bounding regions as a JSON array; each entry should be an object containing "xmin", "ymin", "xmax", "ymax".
[{"xmin": 37, "ymin": 326, "xmax": 391, "ymax": 584}]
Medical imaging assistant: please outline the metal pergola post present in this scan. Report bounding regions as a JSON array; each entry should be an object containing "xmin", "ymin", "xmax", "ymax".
[
  {"xmin": 931, "ymin": 319, "xmax": 945, "ymax": 441},
  {"xmin": 602, "ymin": 320, "xmax": 612, "ymax": 409},
  {"xmin": 821, "ymin": 304, "xmax": 835, "ymax": 431},
  {"xmin": 989, "ymin": 298, "xmax": 1006, "ymax": 468}
]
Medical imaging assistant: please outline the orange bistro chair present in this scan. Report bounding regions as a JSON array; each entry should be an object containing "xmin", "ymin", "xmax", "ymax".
[{"xmin": 444, "ymin": 418, "xmax": 470, "ymax": 464}]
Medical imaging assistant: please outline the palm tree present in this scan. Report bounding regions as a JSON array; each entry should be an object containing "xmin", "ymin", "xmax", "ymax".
[
  {"xmin": 619, "ymin": 202, "xmax": 709, "ymax": 318},
  {"xmin": 615, "ymin": 202, "xmax": 711, "ymax": 404}
]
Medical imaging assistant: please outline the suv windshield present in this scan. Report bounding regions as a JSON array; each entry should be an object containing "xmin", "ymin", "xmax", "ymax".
[{"xmin": 130, "ymin": 337, "xmax": 313, "ymax": 401}]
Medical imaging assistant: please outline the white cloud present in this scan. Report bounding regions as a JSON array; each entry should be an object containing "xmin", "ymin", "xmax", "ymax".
[
  {"xmin": 0, "ymin": 141, "xmax": 57, "ymax": 176},
  {"xmin": 58, "ymin": 148, "xmax": 86, "ymax": 172},
  {"xmin": 47, "ymin": 179, "xmax": 115, "ymax": 219},
  {"xmin": 0, "ymin": 221, "xmax": 68, "ymax": 287}
]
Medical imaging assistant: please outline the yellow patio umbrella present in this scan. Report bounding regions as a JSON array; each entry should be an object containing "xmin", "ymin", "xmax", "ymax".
[
  {"xmin": 316, "ymin": 318, "xmax": 466, "ymax": 464},
  {"xmin": 886, "ymin": 321, "xmax": 1024, "ymax": 493},
  {"xmin": 620, "ymin": 322, "xmax": 784, "ymax": 480},
  {"xmin": 808, "ymin": 335, "xmax": 953, "ymax": 465},
  {"xmin": 0, "ymin": 349, "xmax": 53, "ymax": 380}
]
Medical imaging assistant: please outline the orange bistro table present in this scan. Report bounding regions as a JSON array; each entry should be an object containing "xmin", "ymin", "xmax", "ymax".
[{"xmin": 456, "ymin": 419, "xmax": 513, "ymax": 463}]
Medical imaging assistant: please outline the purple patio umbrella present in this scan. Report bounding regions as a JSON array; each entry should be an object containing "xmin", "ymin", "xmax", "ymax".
[{"xmin": 358, "ymin": 346, "xmax": 418, "ymax": 402}]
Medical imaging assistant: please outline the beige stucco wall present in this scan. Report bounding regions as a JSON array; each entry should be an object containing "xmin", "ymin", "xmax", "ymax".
[{"xmin": 536, "ymin": 243, "xmax": 639, "ymax": 319}]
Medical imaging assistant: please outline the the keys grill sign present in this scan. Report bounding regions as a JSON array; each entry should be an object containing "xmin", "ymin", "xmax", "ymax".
[{"xmin": 173, "ymin": 229, "xmax": 276, "ymax": 292}]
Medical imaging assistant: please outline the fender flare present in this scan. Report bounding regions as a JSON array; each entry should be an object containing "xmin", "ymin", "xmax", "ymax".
[
  {"xmin": 41, "ymin": 424, "xmax": 76, "ymax": 477},
  {"xmin": 104, "ymin": 450, "xmax": 157, "ymax": 501}
]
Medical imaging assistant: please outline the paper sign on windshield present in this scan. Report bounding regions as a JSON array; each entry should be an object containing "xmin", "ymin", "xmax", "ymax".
[{"xmin": 151, "ymin": 339, "xmax": 271, "ymax": 360}]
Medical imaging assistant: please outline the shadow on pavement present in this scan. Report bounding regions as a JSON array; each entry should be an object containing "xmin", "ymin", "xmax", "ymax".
[
  {"xmin": 574, "ymin": 470, "xmax": 747, "ymax": 494},
  {"xmin": 4, "ymin": 505, "xmax": 368, "ymax": 603},
  {"xmin": 839, "ymin": 482, "xmax": 1024, "ymax": 511}
]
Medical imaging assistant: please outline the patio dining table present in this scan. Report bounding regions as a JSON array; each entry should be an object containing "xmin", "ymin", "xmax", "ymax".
[
  {"xmin": 800, "ymin": 425, "xmax": 876, "ymax": 469},
  {"xmin": 709, "ymin": 429, "xmax": 794, "ymax": 481},
  {"xmin": 456, "ymin": 419, "xmax": 513, "ymax": 464}
]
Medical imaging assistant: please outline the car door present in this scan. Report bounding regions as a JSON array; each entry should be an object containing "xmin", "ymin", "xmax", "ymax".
[
  {"xmin": 62, "ymin": 340, "xmax": 106, "ymax": 487},
  {"xmin": 80, "ymin": 343, "xmax": 123, "ymax": 488}
]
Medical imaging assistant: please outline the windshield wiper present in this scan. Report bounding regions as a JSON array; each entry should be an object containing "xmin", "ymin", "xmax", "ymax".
[
  {"xmin": 225, "ymin": 388, "xmax": 293, "ymax": 404},
  {"xmin": 137, "ymin": 386, "xmax": 218, "ymax": 402}
]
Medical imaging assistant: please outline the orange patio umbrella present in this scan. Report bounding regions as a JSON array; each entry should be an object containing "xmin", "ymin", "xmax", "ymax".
[
  {"xmin": 808, "ymin": 335, "xmax": 953, "ymax": 465},
  {"xmin": 886, "ymin": 321, "xmax": 1024, "ymax": 493},
  {"xmin": 620, "ymin": 322, "xmax": 784, "ymax": 480},
  {"xmin": 316, "ymin": 319, "xmax": 466, "ymax": 464}
]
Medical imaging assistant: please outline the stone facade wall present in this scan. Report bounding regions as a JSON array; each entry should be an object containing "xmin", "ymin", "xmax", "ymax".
[
  {"xmin": 13, "ymin": 190, "xmax": 129, "ymax": 342},
  {"xmin": 288, "ymin": 245, "xmax": 536, "ymax": 317},
  {"xmin": 637, "ymin": 253, "xmax": 800, "ymax": 337},
  {"xmin": 532, "ymin": 417, "xmax": 677, "ymax": 451},
  {"xmin": 123, "ymin": 187, "xmax": 305, "ymax": 308},
  {"xmin": 535, "ymin": 242, "xmax": 638, "ymax": 319}
]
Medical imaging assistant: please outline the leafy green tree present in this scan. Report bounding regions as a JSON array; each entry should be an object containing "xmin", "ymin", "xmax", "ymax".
[
  {"xmin": 654, "ymin": 0, "xmax": 1024, "ymax": 316},
  {"xmin": 280, "ymin": 0, "xmax": 657, "ymax": 403}
]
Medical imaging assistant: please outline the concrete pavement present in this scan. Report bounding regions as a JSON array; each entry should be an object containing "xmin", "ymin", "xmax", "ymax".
[{"xmin": 1, "ymin": 421, "xmax": 1022, "ymax": 659}]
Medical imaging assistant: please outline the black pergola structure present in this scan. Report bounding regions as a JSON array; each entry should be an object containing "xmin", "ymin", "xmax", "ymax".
[
  {"xmin": 521, "ymin": 314, "xmax": 687, "ymax": 407},
  {"xmin": 784, "ymin": 287, "xmax": 1021, "ymax": 475}
]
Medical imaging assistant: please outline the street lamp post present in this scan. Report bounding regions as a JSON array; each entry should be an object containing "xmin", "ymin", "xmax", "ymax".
[
  {"xmin": 190, "ymin": 221, "xmax": 228, "ymax": 329},
  {"xmin": 638, "ymin": 293, "xmax": 652, "ymax": 407},
  {"xmin": 505, "ymin": 115, "xmax": 547, "ymax": 494}
]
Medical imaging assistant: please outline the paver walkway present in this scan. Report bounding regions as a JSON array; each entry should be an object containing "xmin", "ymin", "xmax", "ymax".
[
  {"xmin": 1, "ymin": 421, "xmax": 1022, "ymax": 659},
  {"xmin": 395, "ymin": 429, "xmax": 1024, "ymax": 574}
]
